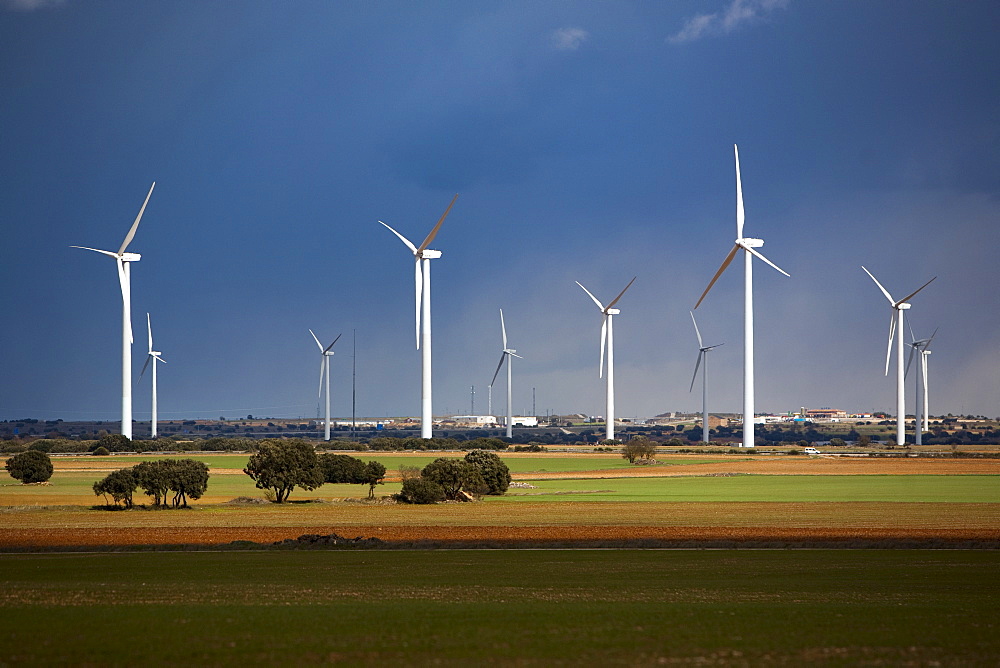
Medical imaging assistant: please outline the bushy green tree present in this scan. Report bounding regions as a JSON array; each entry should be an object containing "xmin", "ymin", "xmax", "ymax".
[
  {"xmin": 397, "ymin": 478, "xmax": 446, "ymax": 504},
  {"xmin": 464, "ymin": 450, "xmax": 511, "ymax": 495},
  {"xmin": 621, "ymin": 436, "xmax": 656, "ymax": 464},
  {"xmin": 362, "ymin": 461, "xmax": 386, "ymax": 498},
  {"xmin": 133, "ymin": 460, "xmax": 171, "ymax": 505},
  {"xmin": 243, "ymin": 439, "xmax": 323, "ymax": 503},
  {"xmin": 167, "ymin": 459, "xmax": 210, "ymax": 507},
  {"xmin": 319, "ymin": 453, "xmax": 365, "ymax": 484},
  {"xmin": 96, "ymin": 433, "xmax": 132, "ymax": 453},
  {"xmin": 93, "ymin": 468, "xmax": 137, "ymax": 508},
  {"xmin": 5, "ymin": 449, "xmax": 53, "ymax": 483},
  {"xmin": 421, "ymin": 458, "xmax": 485, "ymax": 500}
]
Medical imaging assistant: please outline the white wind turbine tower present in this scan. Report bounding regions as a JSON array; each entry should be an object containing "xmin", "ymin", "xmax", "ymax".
[
  {"xmin": 380, "ymin": 195, "xmax": 458, "ymax": 439},
  {"xmin": 490, "ymin": 309, "xmax": 523, "ymax": 439},
  {"xmin": 906, "ymin": 325, "xmax": 938, "ymax": 445},
  {"xmin": 138, "ymin": 313, "xmax": 166, "ymax": 439},
  {"xmin": 861, "ymin": 266, "xmax": 936, "ymax": 446},
  {"xmin": 72, "ymin": 182, "xmax": 155, "ymax": 440},
  {"xmin": 576, "ymin": 277, "xmax": 636, "ymax": 442},
  {"xmin": 310, "ymin": 329, "xmax": 342, "ymax": 442},
  {"xmin": 694, "ymin": 146, "xmax": 789, "ymax": 448},
  {"xmin": 689, "ymin": 311, "xmax": 724, "ymax": 444}
]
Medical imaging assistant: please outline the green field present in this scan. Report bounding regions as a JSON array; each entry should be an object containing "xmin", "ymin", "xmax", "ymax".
[{"xmin": 2, "ymin": 550, "xmax": 999, "ymax": 665}]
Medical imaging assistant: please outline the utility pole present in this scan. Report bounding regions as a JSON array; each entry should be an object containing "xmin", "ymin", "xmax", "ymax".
[
  {"xmin": 351, "ymin": 329, "xmax": 356, "ymax": 439},
  {"xmin": 471, "ymin": 385, "xmax": 475, "ymax": 414},
  {"xmin": 532, "ymin": 387, "xmax": 536, "ymax": 417}
]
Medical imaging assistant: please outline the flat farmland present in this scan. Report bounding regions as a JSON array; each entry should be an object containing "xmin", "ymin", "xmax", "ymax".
[{"xmin": 1, "ymin": 452, "xmax": 998, "ymax": 548}]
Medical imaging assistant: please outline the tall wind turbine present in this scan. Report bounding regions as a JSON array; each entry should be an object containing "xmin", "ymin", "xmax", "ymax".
[
  {"xmin": 137, "ymin": 313, "xmax": 166, "ymax": 439},
  {"xmin": 689, "ymin": 311, "xmax": 724, "ymax": 444},
  {"xmin": 490, "ymin": 309, "xmax": 523, "ymax": 439},
  {"xmin": 576, "ymin": 277, "xmax": 636, "ymax": 442},
  {"xmin": 380, "ymin": 194, "xmax": 458, "ymax": 439},
  {"xmin": 72, "ymin": 182, "xmax": 155, "ymax": 440},
  {"xmin": 694, "ymin": 146, "xmax": 789, "ymax": 448},
  {"xmin": 861, "ymin": 266, "xmax": 936, "ymax": 446},
  {"xmin": 310, "ymin": 329, "xmax": 342, "ymax": 441},
  {"xmin": 906, "ymin": 325, "xmax": 938, "ymax": 445}
]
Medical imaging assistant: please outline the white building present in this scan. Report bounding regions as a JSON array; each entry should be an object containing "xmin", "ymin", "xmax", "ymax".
[
  {"xmin": 503, "ymin": 416, "xmax": 538, "ymax": 427},
  {"xmin": 453, "ymin": 415, "xmax": 496, "ymax": 427}
]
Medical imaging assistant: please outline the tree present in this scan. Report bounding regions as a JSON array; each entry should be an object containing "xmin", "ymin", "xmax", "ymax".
[
  {"xmin": 96, "ymin": 433, "xmax": 132, "ymax": 453},
  {"xmin": 362, "ymin": 461, "xmax": 386, "ymax": 498},
  {"xmin": 397, "ymin": 478, "xmax": 446, "ymax": 504},
  {"xmin": 857, "ymin": 434, "xmax": 871, "ymax": 447},
  {"xmin": 166, "ymin": 459, "xmax": 210, "ymax": 507},
  {"xmin": 319, "ymin": 453, "xmax": 365, "ymax": 484},
  {"xmin": 93, "ymin": 468, "xmax": 137, "ymax": 508},
  {"xmin": 464, "ymin": 450, "xmax": 511, "ymax": 495},
  {"xmin": 621, "ymin": 437, "xmax": 656, "ymax": 464},
  {"xmin": 133, "ymin": 460, "xmax": 171, "ymax": 506},
  {"xmin": 5, "ymin": 450, "xmax": 53, "ymax": 483},
  {"xmin": 421, "ymin": 458, "xmax": 485, "ymax": 500},
  {"xmin": 829, "ymin": 438, "xmax": 846, "ymax": 448},
  {"xmin": 243, "ymin": 439, "xmax": 323, "ymax": 503}
]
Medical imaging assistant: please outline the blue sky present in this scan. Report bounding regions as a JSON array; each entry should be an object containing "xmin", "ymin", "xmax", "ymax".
[{"xmin": 2, "ymin": 0, "xmax": 998, "ymax": 422}]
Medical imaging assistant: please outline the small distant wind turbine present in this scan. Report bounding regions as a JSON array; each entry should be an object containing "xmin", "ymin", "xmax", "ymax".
[
  {"xmin": 694, "ymin": 146, "xmax": 789, "ymax": 448},
  {"xmin": 72, "ymin": 182, "xmax": 155, "ymax": 440},
  {"xmin": 576, "ymin": 277, "xmax": 636, "ymax": 442},
  {"xmin": 310, "ymin": 329, "xmax": 342, "ymax": 442},
  {"xmin": 490, "ymin": 309, "xmax": 523, "ymax": 439},
  {"xmin": 906, "ymin": 325, "xmax": 938, "ymax": 445},
  {"xmin": 380, "ymin": 195, "xmax": 458, "ymax": 439},
  {"xmin": 861, "ymin": 266, "xmax": 936, "ymax": 446},
  {"xmin": 137, "ymin": 313, "xmax": 166, "ymax": 439},
  {"xmin": 689, "ymin": 311, "xmax": 724, "ymax": 444}
]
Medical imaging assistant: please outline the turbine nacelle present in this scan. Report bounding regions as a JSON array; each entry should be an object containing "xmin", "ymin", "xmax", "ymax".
[
  {"xmin": 738, "ymin": 238, "xmax": 763, "ymax": 248},
  {"xmin": 606, "ymin": 308, "xmax": 620, "ymax": 316},
  {"xmin": 120, "ymin": 252, "xmax": 141, "ymax": 262},
  {"xmin": 420, "ymin": 249, "xmax": 442, "ymax": 259}
]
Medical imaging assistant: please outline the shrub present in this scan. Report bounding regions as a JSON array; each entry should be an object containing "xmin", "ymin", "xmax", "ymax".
[
  {"xmin": 96, "ymin": 433, "xmax": 132, "ymax": 453},
  {"xmin": 397, "ymin": 478, "xmax": 446, "ymax": 504},
  {"xmin": 93, "ymin": 468, "xmax": 137, "ymax": 508},
  {"xmin": 621, "ymin": 436, "xmax": 656, "ymax": 464},
  {"xmin": 243, "ymin": 439, "xmax": 323, "ymax": 503},
  {"xmin": 464, "ymin": 450, "xmax": 511, "ymax": 495},
  {"xmin": 5, "ymin": 450, "xmax": 54, "ymax": 483},
  {"xmin": 92, "ymin": 446, "xmax": 110, "ymax": 456},
  {"xmin": 421, "ymin": 458, "xmax": 485, "ymax": 499}
]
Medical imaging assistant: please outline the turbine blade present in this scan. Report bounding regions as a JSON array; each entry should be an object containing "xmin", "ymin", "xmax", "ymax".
[
  {"xmin": 575, "ymin": 281, "xmax": 604, "ymax": 311},
  {"xmin": 689, "ymin": 351, "xmax": 703, "ymax": 393},
  {"xmin": 324, "ymin": 333, "xmax": 342, "ymax": 353},
  {"xmin": 510, "ymin": 352, "xmax": 524, "ymax": 359},
  {"xmin": 599, "ymin": 315, "xmax": 607, "ymax": 379},
  {"xmin": 117, "ymin": 258, "xmax": 133, "ymax": 344},
  {"xmin": 907, "ymin": 320, "xmax": 917, "ymax": 344},
  {"xmin": 318, "ymin": 358, "xmax": 325, "ymax": 399},
  {"xmin": 734, "ymin": 144, "xmax": 744, "ymax": 240},
  {"xmin": 905, "ymin": 343, "xmax": 917, "ymax": 379},
  {"xmin": 418, "ymin": 194, "xmax": 458, "ymax": 251},
  {"xmin": 742, "ymin": 243, "xmax": 790, "ymax": 277},
  {"xmin": 147, "ymin": 313, "xmax": 153, "ymax": 353},
  {"xmin": 414, "ymin": 258, "xmax": 422, "ymax": 349},
  {"xmin": 118, "ymin": 182, "xmax": 155, "ymax": 255},
  {"xmin": 70, "ymin": 246, "xmax": 118, "ymax": 258},
  {"xmin": 490, "ymin": 352, "xmax": 506, "ymax": 387},
  {"xmin": 138, "ymin": 354, "xmax": 151, "ymax": 382},
  {"xmin": 895, "ymin": 276, "xmax": 937, "ymax": 307},
  {"xmin": 690, "ymin": 311, "xmax": 704, "ymax": 349},
  {"xmin": 500, "ymin": 308, "xmax": 507, "ymax": 349},
  {"xmin": 862, "ymin": 266, "xmax": 896, "ymax": 305},
  {"xmin": 694, "ymin": 244, "xmax": 739, "ymax": 309},
  {"xmin": 379, "ymin": 221, "xmax": 418, "ymax": 253},
  {"xmin": 925, "ymin": 327, "xmax": 939, "ymax": 349},
  {"xmin": 309, "ymin": 328, "xmax": 324, "ymax": 351},
  {"xmin": 606, "ymin": 276, "xmax": 637, "ymax": 310},
  {"xmin": 885, "ymin": 313, "xmax": 896, "ymax": 376}
]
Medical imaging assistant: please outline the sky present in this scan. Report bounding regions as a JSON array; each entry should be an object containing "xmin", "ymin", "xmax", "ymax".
[{"xmin": 1, "ymin": 0, "xmax": 998, "ymax": 424}]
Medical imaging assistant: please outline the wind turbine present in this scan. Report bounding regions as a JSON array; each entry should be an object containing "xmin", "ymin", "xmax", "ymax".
[
  {"xmin": 490, "ymin": 309, "xmax": 523, "ymax": 439},
  {"xmin": 379, "ymin": 194, "xmax": 458, "ymax": 439},
  {"xmin": 694, "ymin": 146, "xmax": 789, "ymax": 448},
  {"xmin": 689, "ymin": 311, "xmax": 724, "ymax": 444},
  {"xmin": 906, "ymin": 325, "xmax": 938, "ymax": 445},
  {"xmin": 576, "ymin": 277, "xmax": 636, "ymax": 442},
  {"xmin": 137, "ymin": 313, "xmax": 166, "ymax": 439},
  {"xmin": 309, "ymin": 329, "xmax": 342, "ymax": 441},
  {"xmin": 72, "ymin": 182, "xmax": 155, "ymax": 440},
  {"xmin": 861, "ymin": 266, "xmax": 936, "ymax": 446}
]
